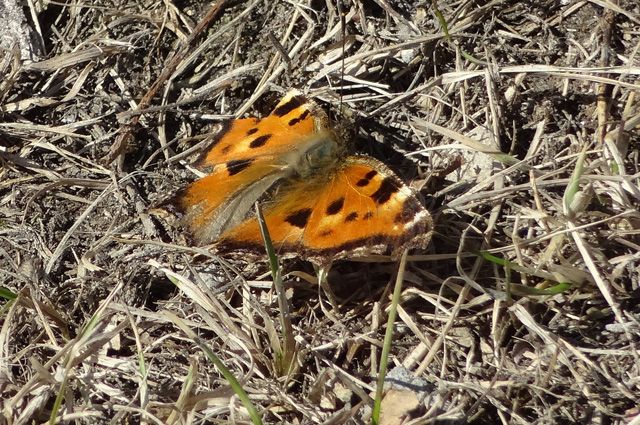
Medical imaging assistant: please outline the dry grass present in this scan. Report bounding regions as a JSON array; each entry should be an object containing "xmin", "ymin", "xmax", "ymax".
[{"xmin": 1, "ymin": 0, "xmax": 640, "ymax": 423}]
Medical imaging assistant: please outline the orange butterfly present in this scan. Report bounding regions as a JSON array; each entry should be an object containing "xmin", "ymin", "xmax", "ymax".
[{"xmin": 164, "ymin": 90, "xmax": 432, "ymax": 264}]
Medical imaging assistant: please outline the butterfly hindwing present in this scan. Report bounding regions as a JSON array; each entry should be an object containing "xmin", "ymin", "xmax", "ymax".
[
  {"xmin": 169, "ymin": 160, "xmax": 285, "ymax": 244},
  {"xmin": 217, "ymin": 156, "xmax": 432, "ymax": 264}
]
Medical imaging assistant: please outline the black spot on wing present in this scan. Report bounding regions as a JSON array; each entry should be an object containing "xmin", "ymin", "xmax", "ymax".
[
  {"xmin": 285, "ymin": 208, "xmax": 312, "ymax": 228},
  {"xmin": 363, "ymin": 211, "xmax": 373, "ymax": 220},
  {"xmin": 246, "ymin": 127, "xmax": 258, "ymax": 135},
  {"xmin": 326, "ymin": 197, "xmax": 345, "ymax": 215},
  {"xmin": 356, "ymin": 170, "xmax": 378, "ymax": 187},
  {"xmin": 249, "ymin": 134, "xmax": 271, "ymax": 148},
  {"xmin": 227, "ymin": 159, "xmax": 253, "ymax": 176},
  {"xmin": 318, "ymin": 229, "xmax": 333, "ymax": 237},
  {"xmin": 288, "ymin": 109, "xmax": 309, "ymax": 126},
  {"xmin": 371, "ymin": 177, "xmax": 399, "ymax": 204},
  {"xmin": 221, "ymin": 145, "xmax": 231, "ymax": 154},
  {"xmin": 345, "ymin": 212, "xmax": 358, "ymax": 222},
  {"xmin": 394, "ymin": 197, "xmax": 423, "ymax": 224},
  {"xmin": 273, "ymin": 95, "xmax": 306, "ymax": 117},
  {"xmin": 194, "ymin": 120, "xmax": 234, "ymax": 167}
]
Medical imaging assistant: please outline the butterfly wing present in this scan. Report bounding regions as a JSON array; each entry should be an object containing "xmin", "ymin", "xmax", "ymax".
[
  {"xmin": 166, "ymin": 91, "xmax": 332, "ymax": 244},
  {"xmin": 217, "ymin": 156, "xmax": 432, "ymax": 264},
  {"xmin": 195, "ymin": 91, "xmax": 327, "ymax": 168}
]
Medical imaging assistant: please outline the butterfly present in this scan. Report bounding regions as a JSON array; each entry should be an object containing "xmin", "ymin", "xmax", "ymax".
[{"xmin": 162, "ymin": 90, "xmax": 432, "ymax": 265}]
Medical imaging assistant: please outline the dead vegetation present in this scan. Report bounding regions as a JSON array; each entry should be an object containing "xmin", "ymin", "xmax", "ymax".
[{"xmin": 1, "ymin": 0, "xmax": 640, "ymax": 423}]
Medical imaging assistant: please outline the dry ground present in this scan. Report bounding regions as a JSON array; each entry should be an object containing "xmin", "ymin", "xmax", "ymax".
[{"xmin": 1, "ymin": 0, "xmax": 640, "ymax": 424}]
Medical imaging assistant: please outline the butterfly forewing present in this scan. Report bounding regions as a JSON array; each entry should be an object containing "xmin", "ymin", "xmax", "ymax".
[
  {"xmin": 197, "ymin": 92, "xmax": 324, "ymax": 168},
  {"xmin": 168, "ymin": 90, "xmax": 330, "ymax": 242}
]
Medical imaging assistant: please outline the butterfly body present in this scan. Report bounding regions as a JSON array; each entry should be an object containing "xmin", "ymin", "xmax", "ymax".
[{"xmin": 165, "ymin": 90, "xmax": 432, "ymax": 264}]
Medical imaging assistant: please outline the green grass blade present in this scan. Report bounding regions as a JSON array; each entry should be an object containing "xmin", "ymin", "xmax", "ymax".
[
  {"xmin": 563, "ymin": 145, "xmax": 588, "ymax": 217},
  {"xmin": 167, "ymin": 312, "xmax": 263, "ymax": 425},
  {"xmin": 254, "ymin": 203, "xmax": 297, "ymax": 377},
  {"xmin": 478, "ymin": 251, "xmax": 573, "ymax": 295},
  {"xmin": 372, "ymin": 250, "xmax": 408, "ymax": 425},
  {"xmin": 0, "ymin": 286, "xmax": 17, "ymax": 301}
]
